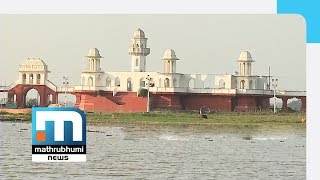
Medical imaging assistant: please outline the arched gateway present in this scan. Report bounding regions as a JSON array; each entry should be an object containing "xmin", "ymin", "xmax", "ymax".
[{"xmin": 7, "ymin": 58, "xmax": 58, "ymax": 108}]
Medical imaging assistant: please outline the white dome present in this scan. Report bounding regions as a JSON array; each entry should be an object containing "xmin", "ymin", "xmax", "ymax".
[
  {"xmin": 163, "ymin": 49, "xmax": 179, "ymax": 60},
  {"xmin": 87, "ymin": 48, "xmax": 103, "ymax": 58},
  {"xmin": 238, "ymin": 51, "xmax": 254, "ymax": 61},
  {"xmin": 133, "ymin": 28, "xmax": 145, "ymax": 38},
  {"xmin": 21, "ymin": 58, "xmax": 46, "ymax": 66}
]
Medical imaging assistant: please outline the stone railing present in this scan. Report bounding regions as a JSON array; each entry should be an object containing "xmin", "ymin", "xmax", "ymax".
[
  {"xmin": 276, "ymin": 90, "xmax": 306, "ymax": 96},
  {"xmin": 128, "ymin": 47, "xmax": 150, "ymax": 55},
  {"xmin": 56, "ymin": 84, "xmax": 306, "ymax": 97},
  {"xmin": 72, "ymin": 86, "xmax": 112, "ymax": 92},
  {"xmin": 236, "ymin": 89, "xmax": 273, "ymax": 95},
  {"xmin": 58, "ymin": 86, "xmax": 75, "ymax": 93},
  {"xmin": 45, "ymin": 80, "xmax": 57, "ymax": 92},
  {"xmin": 189, "ymin": 88, "xmax": 237, "ymax": 94},
  {"xmin": 148, "ymin": 87, "xmax": 188, "ymax": 93},
  {"xmin": 6, "ymin": 81, "xmax": 19, "ymax": 90}
]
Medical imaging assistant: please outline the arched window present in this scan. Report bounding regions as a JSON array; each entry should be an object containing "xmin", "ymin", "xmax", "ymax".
[
  {"xmin": 115, "ymin": 77, "xmax": 120, "ymax": 87},
  {"xmin": 140, "ymin": 78, "xmax": 145, "ymax": 87},
  {"xmin": 106, "ymin": 77, "xmax": 111, "ymax": 87},
  {"xmin": 243, "ymin": 63, "xmax": 246, "ymax": 75},
  {"xmin": 234, "ymin": 79, "xmax": 238, "ymax": 89},
  {"xmin": 13, "ymin": 94, "xmax": 17, "ymax": 104},
  {"xmin": 36, "ymin": 74, "xmax": 41, "ymax": 84},
  {"xmin": 127, "ymin": 78, "xmax": 132, "ymax": 91},
  {"xmin": 136, "ymin": 58, "xmax": 139, "ymax": 66},
  {"xmin": 240, "ymin": 80, "xmax": 245, "ymax": 89},
  {"xmin": 29, "ymin": 74, "xmax": 34, "ymax": 84},
  {"xmin": 219, "ymin": 79, "xmax": 226, "ymax": 89},
  {"xmin": 164, "ymin": 78, "xmax": 170, "ymax": 87},
  {"xmin": 249, "ymin": 80, "xmax": 253, "ymax": 89},
  {"xmin": 88, "ymin": 77, "xmax": 93, "ymax": 86},
  {"xmin": 22, "ymin": 74, "xmax": 26, "ymax": 84},
  {"xmin": 173, "ymin": 78, "xmax": 177, "ymax": 87}
]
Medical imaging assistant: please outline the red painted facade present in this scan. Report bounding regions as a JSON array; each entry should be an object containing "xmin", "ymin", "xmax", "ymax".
[
  {"xmin": 73, "ymin": 91, "xmax": 147, "ymax": 112},
  {"xmin": 181, "ymin": 94, "xmax": 234, "ymax": 111},
  {"xmin": 6, "ymin": 85, "xmax": 306, "ymax": 112},
  {"xmin": 73, "ymin": 91, "xmax": 280, "ymax": 112},
  {"xmin": 7, "ymin": 84, "xmax": 58, "ymax": 108}
]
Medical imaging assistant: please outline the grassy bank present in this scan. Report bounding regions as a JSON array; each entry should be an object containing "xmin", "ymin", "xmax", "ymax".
[
  {"xmin": 86, "ymin": 111, "xmax": 306, "ymax": 127},
  {"xmin": 0, "ymin": 111, "xmax": 31, "ymax": 122},
  {"xmin": 0, "ymin": 110, "xmax": 305, "ymax": 127}
]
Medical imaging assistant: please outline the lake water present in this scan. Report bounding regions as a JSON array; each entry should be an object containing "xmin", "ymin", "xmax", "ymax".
[{"xmin": 0, "ymin": 122, "xmax": 305, "ymax": 179}]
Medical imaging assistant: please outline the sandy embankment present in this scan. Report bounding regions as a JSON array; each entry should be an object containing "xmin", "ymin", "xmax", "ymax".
[{"xmin": 1, "ymin": 108, "xmax": 31, "ymax": 114}]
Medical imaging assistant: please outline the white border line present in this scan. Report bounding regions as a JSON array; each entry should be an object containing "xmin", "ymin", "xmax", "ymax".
[
  {"xmin": 0, "ymin": 0, "xmax": 276, "ymax": 14},
  {"xmin": 307, "ymin": 44, "xmax": 320, "ymax": 180}
]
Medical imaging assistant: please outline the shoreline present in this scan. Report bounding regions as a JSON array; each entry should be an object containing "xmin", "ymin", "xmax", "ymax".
[
  {"xmin": 0, "ymin": 119, "xmax": 305, "ymax": 129},
  {"xmin": 0, "ymin": 110, "xmax": 306, "ymax": 128}
]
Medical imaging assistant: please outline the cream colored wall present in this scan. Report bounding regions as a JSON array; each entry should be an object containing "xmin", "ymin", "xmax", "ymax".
[
  {"xmin": 215, "ymin": 75, "xmax": 232, "ymax": 89},
  {"xmin": 18, "ymin": 71, "xmax": 47, "ymax": 85},
  {"xmin": 80, "ymin": 71, "xmax": 192, "ymax": 92}
]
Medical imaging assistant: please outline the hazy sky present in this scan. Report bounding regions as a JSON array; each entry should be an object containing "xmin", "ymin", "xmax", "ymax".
[{"xmin": 0, "ymin": 14, "xmax": 306, "ymax": 90}]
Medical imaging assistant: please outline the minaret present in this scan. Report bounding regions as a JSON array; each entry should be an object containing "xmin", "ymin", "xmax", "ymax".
[
  {"xmin": 128, "ymin": 28, "xmax": 150, "ymax": 72},
  {"xmin": 238, "ymin": 51, "xmax": 254, "ymax": 76},
  {"xmin": 162, "ymin": 49, "xmax": 179, "ymax": 73},
  {"xmin": 83, "ymin": 48, "xmax": 103, "ymax": 87},
  {"xmin": 86, "ymin": 48, "xmax": 103, "ymax": 72}
]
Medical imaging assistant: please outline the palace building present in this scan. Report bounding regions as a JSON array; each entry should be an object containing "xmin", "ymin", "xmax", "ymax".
[
  {"xmin": 72, "ymin": 28, "xmax": 272, "ymax": 112},
  {"xmin": 5, "ymin": 29, "xmax": 306, "ymax": 112}
]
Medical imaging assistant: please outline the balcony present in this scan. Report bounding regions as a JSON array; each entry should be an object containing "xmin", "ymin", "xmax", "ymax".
[{"xmin": 128, "ymin": 48, "xmax": 150, "ymax": 56}]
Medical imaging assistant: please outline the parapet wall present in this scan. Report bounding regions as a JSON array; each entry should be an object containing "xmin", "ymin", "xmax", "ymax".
[{"xmin": 74, "ymin": 91, "xmax": 277, "ymax": 112}]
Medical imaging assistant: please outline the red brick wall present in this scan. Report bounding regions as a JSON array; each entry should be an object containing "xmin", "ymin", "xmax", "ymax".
[
  {"xmin": 233, "ymin": 96, "xmax": 257, "ymax": 111},
  {"xmin": 75, "ymin": 91, "xmax": 147, "ymax": 112},
  {"xmin": 151, "ymin": 94, "xmax": 183, "ymax": 110},
  {"xmin": 8, "ymin": 84, "xmax": 58, "ymax": 108},
  {"xmin": 233, "ymin": 95, "xmax": 272, "ymax": 111},
  {"xmin": 74, "ymin": 91, "xmax": 280, "ymax": 112},
  {"xmin": 182, "ymin": 94, "xmax": 233, "ymax": 111}
]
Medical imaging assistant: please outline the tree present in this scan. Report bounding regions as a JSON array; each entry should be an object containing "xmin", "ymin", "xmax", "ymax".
[
  {"xmin": 26, "ymin": 98, "xmax": 38, "ymax": 108},
  {"xmin": 138, "ymin": 88, "xmax": 148, "ymax": 97}
]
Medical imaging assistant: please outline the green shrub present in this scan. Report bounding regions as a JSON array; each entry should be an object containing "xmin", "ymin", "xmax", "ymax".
[
  {"xmin": 0, "ymin": 111, "xmax": 9, "ymax": 115},
  {"xmin": 97, "ymin": 90, "xmax": 105, "ymax": 96},
  {"xmin": 138, "ymin": 88, "xmax": 148, "ymax": 97}
]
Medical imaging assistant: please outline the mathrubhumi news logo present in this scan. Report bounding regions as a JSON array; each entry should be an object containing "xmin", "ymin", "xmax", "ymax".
[{"xmin": 32, "ymin": 108, "xmax": 86, "ymax": 162}]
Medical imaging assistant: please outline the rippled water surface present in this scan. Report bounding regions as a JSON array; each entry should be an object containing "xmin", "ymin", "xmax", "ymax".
[{"xmin": 0, "ymin": 122, "xmax": 305, "ymax": 179}]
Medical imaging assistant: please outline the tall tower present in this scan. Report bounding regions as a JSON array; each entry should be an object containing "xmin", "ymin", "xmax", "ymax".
[
  {"xmin": 238, "ymin": 51, "xmax": 254, "ymax": 76},
  {"xmin": 18, "ymin": 58, "xmax": 50, "ymax": 85},
  {"xmin": 82, "ymin": 48, "xmax": 104, "ymax": 87},
  {"xmin": 162, "ymin": 49, "xmax": 179, "ymax": 73},
  {"xmin": 86, "ymin": 48, "xmax": 103, "ymax": 72},
  {"xmin": 128, "ymin": 28, "xmax": 150, "ymax": 72}
]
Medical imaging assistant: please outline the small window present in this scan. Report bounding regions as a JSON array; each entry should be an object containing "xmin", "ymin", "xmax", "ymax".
[
  {"xmin": 136, "ymin": 59, "xmax": 139, "ymax": 66},
  {"xmin": 136, "ymin": 44, "xmax": 139, "ymax": 47}
]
